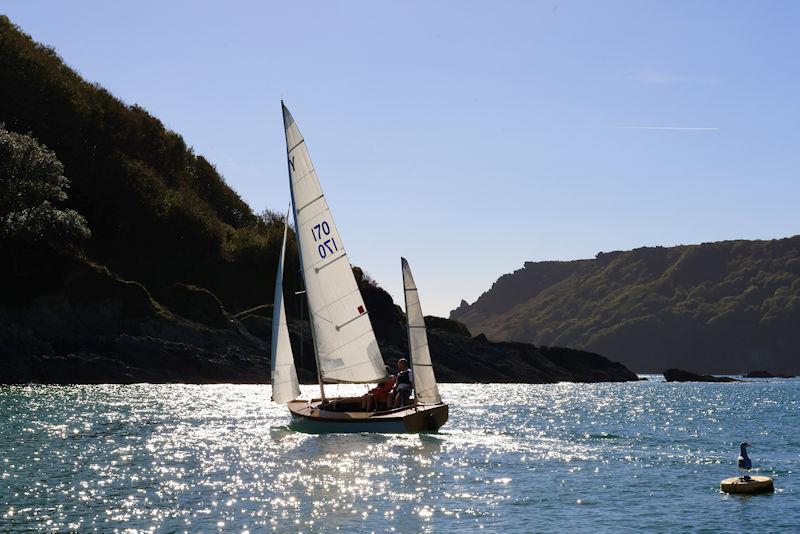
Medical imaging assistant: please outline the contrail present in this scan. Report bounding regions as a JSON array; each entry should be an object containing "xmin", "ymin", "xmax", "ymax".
[{"xmin": 605, "ymin": 126, "xmax": 718, "ymax": 131}]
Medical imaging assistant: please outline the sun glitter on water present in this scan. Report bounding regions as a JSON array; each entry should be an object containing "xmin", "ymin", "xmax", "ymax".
[{"xmin": 1, "ymin": 380, "xmax": 798, "ymax": 532}]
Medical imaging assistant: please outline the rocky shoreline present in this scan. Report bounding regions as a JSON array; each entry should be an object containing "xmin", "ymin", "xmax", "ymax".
[
  {"xmin": 741, "ymin": 370, "xmax": 795, "ymax": 378},
  {"xmin": 663, "ymin": 369, "xmax": 740, "ymax": 383},
  {"xmin": 1, "ymin": 257, "xmax": 639, "ymax": 385}
]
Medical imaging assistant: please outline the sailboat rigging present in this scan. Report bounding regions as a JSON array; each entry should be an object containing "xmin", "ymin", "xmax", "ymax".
[{"xmin": 271, "ymin": 102, "xmax": 448, "ymax": 433}]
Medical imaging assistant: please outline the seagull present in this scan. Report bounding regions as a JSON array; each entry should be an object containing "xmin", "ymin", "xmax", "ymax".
[{"xmin": 738, "ymin": 442, "xmax": 752, "ymax": 481}]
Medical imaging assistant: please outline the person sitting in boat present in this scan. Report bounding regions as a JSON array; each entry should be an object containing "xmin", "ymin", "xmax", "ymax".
[
  {"xmin": 360, "ymin": 366, "xmax": 395, "ymax": 411},
  {"xmin": 391, "ymin": 358, "xmax": 414, "ymax": 408}
]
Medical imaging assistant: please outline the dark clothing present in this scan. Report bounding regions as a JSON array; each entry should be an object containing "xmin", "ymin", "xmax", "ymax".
[
  {"xmin": 396, "ymin": 369, "xmax": 413, "ymax": 387},
  {"xmin": 397, "ymin": 388, "xmax": 412, "ymax": 405},
  {"xmin": 394, "ymin": 367, "xmax": 414, "ymax": 406}
]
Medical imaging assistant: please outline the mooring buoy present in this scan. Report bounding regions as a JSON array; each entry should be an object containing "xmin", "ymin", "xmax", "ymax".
[{"xmin": 720, "ymin": 476, "xmax": 774, "ymax": 494}]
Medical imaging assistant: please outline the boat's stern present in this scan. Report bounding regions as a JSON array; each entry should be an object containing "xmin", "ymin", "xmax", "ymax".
[{"xmin": 402, "ymin": 403, "xmax": 449, "ymax": 432}]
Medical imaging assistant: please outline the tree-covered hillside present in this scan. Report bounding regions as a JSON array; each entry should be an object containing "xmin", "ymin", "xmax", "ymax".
[
  {"xmin": 0, "ymin": 15, "xmax": 297, "ymax": 313},
  {"xmin": 451, "ymin": 237, "xmax": 800, "ymax": 373}
]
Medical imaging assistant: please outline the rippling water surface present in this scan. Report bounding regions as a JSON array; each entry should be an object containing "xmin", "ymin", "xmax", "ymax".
[{"xmin": 1, "ymin": 378, "xmax": 798, "ymax": 532}]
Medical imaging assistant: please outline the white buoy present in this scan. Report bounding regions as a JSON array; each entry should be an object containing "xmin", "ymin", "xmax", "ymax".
[{"xmin": 720, "ymin": 476, "xmax": 774, "ymax": 494}]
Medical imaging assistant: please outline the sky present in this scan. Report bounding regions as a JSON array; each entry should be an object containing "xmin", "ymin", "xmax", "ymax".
[{"xmin": 3, "ymin": 1, "xmax": 800, "ymax": 315}]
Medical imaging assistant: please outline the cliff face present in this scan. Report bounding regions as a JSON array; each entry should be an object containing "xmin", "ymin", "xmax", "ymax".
[{"xmin": 451, "ymin": 238, "xmax": 800, "ymax": 374}]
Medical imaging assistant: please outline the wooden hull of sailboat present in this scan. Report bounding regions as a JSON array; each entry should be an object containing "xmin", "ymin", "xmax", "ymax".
[{"xmin": 287, "ymin": 397, "xmax": 448, "ymax": 434}]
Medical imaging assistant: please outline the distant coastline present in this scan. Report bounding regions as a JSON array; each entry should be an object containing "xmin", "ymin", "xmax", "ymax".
[{"xmin": 452, "ymin": 237, "xmax": 800, "ymax": 375}]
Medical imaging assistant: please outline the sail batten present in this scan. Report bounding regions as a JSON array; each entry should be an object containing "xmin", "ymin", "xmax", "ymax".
[
  {"xmin": 270, "ymin": 212, "xmax": 301, "ymax": 404},
  {"xmin": 282, "ymin": 103, "xmax": 386, "ymax": 384},
  {"xmin": 402, "ymin": 257, "xmax": 442, "ymax": 404}
]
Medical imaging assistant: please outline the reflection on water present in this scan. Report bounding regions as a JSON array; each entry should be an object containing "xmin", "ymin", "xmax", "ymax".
[{"xmin": 1, "ymin": 380, "xmax": 798, "ymax": 532}]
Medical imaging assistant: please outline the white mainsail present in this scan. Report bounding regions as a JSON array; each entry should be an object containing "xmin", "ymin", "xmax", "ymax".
[
  {"xmin": 282, "ymin": 103, "xmax": 386, "ymax": 384},
  {"xmin": 401, "ymin": 257, "xmax": 442, "ymax": 404},
  {"xmin": 270, "ymin": 214, "xmax": 301, "ymax": 403}
]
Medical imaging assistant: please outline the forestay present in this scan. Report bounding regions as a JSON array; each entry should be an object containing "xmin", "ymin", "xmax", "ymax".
[
  {"xmin": 401, "ymin": 257, "xmax": 442, "ymax": 404},
  {"xmin": 271, "ymin": 214, "xmax": 301, "ymax": 403},
  {"xmin": 282, "ymin": 103, "xmax": 386, "ymax": 384}
]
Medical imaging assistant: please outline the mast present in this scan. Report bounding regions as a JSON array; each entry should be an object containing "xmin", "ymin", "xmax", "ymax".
[{"xmin": 282, "ymin": 101, "xmax": 326, "ymax": 402}]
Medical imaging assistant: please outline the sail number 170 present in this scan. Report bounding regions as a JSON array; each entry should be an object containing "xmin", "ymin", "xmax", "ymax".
[{"xmin": 311, "ymin": 221, "xmax": 338, "ymax": 259}]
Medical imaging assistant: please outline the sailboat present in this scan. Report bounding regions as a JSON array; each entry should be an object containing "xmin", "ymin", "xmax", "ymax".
[{"xmin": 270, "ymin": 102, "xmax": 449, "ymax": 433}]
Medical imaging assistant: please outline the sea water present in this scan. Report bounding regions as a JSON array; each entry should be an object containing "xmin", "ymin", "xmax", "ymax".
[{"xmin": 1, "ymin": 378, "xmax": 798, "ymax": 533}]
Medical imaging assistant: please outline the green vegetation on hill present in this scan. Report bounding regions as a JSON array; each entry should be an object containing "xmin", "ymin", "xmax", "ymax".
[
  {"xmin": 1, "ymin": 125, "xmax": 90, "ymax": 255},
  {"xmin": 0, "ymin": 15, "xmax": 298, "ymax": 312},
  {"xmin": 451, "ymin": 238, "xmax": 800, "ymax": 374}
]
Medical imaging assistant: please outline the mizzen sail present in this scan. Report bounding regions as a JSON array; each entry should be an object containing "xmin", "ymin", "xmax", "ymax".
[
  {"xmin": 270, "ymin": 213, "xmax": 301, "ymax": 403},
  {"xmin": 282, "ymin": 103, "xmax": 386, "ymax": 384},
  {"xmin": 401, "ymin": 257, "xmax": 442, "ymax": 404}
]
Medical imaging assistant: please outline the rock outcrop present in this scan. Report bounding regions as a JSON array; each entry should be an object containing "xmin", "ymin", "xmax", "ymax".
[
  {"xmin": 663, "ymin": 369, "xmax": 740, "ymax": 383},
  {"xmin": 741, "ymin": 370, "xmax": 795, "ymax": 378}
]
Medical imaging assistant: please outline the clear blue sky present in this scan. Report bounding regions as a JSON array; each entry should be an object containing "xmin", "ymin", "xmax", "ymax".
[{"xmin": 4, "ymin": 1, "xmax": 799, "ymax": 315}]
